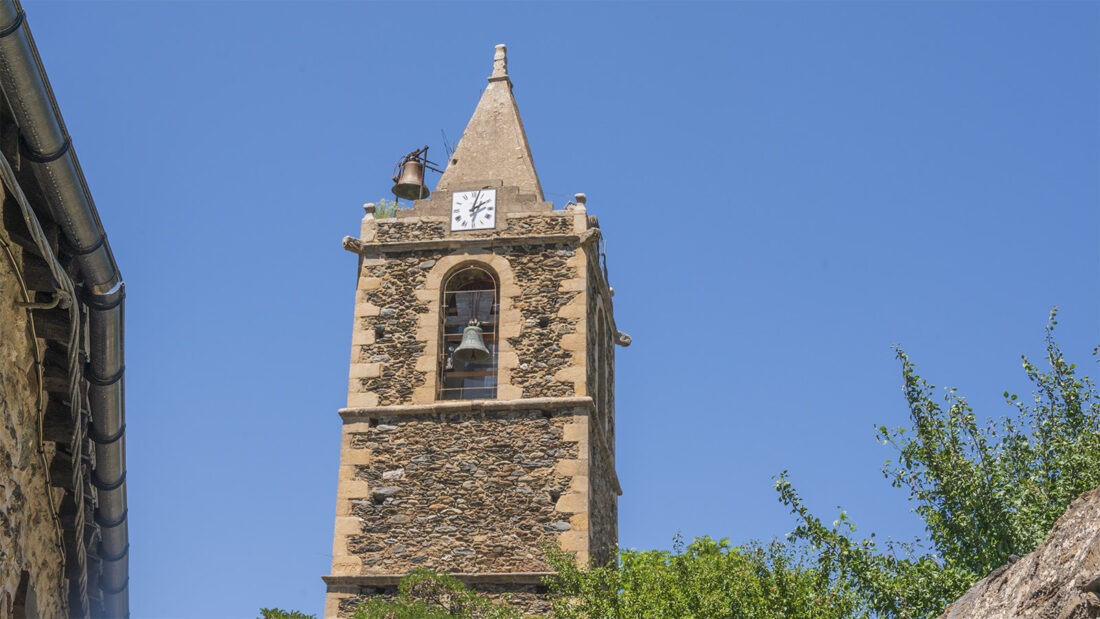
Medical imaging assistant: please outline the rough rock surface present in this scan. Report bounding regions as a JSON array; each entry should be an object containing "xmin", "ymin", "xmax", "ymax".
[
  {"xmin": 357, "ymin": 254, "xmax": 435, "ymax": 405},
  {"xmin": 346, "ymin": 408, "xmax": 580, "ymax": 574},
  {"xmin": 376, "ymin": 213, "xmax": 571, "ymax": 244},
  {"xmin": 503, "ymin": 214, "xmax": 571, "ymax": 236},
  {"xmin": 502, "ymin": 245, "xmax": 577, "ymax": 398},
  {"xmin": 338, "ymin": 583, "xmax": 550, "ymax": 617},
  {"xmin": 352, "ymin": 239, "xmax": 580, "ymax": 404},
  {"xmin": 938, "ymin": 487, "xmax": 1100, "ymax": 619},
  {"xmin": 0, "ymin": 205, "xmax": 65, "ymax": 618},
  {"xmin": 376, "ymin": 220, "xmax": 446, "ymax": 243}
]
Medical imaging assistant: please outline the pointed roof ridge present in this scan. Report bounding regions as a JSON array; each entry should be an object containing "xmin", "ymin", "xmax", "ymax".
[{"xmin": 435, "ymin": 44, "xmax": 544, "ymax": 201}]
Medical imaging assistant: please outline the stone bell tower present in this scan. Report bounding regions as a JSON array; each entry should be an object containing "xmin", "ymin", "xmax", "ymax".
[{"xmin": 323, "ymin": 44, "xmax": 628, "ymax": 617}]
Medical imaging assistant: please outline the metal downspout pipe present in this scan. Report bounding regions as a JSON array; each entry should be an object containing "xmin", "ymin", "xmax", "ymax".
[{"xmin": 0, "ymin": 2, "xmax": 128, "ymax": 617}]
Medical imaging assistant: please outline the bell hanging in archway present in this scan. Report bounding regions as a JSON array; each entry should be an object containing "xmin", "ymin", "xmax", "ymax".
[
  {"xmin": 391, "ymin": 157, "xmax": 430, "ymax": 201},
  {"xmin": 453, "ymin": 321, "xmax": 491, "ymax": 364}
]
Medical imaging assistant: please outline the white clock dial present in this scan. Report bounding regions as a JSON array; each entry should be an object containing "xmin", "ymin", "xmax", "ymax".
[{"xmin": 451, "ymin": 189, "xmax": 497, "ymax": 231}]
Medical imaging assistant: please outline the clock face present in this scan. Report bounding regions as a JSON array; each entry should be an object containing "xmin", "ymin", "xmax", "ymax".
[{"xmin": 451, "ymin": 189, "xmax": 497, "ymax": 231}]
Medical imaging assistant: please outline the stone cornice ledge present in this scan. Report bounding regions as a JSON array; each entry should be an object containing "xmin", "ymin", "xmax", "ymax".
[
  {"xmin": 324, "ymin": 572, "xmax": 555, "ymax": 590},
  {"xmin": 340, "ymin": 396, "xmax": 595, "ymax": 421},
  {"xmin": 342, "ymin": 228, "xmax": 600, "ymax": 255}
]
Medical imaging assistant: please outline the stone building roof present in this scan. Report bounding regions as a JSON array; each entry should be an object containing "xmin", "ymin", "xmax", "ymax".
[
  {"xmin": 0, "ymin": 2, "xmax": 129, "ymax": 617},
  {"xmin": 435, "ymin": 44, "xmax": 544, "ymax": 202}
]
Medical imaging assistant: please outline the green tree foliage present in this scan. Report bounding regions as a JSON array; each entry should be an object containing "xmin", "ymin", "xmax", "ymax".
[
  {"xmin": 778, "ymin": 308, "xmax": 1100, "ymax": 618},
  {"xmin": 283, "ymin": 312, "xmax": 1096, "ymax": 619},
  {"xmin": 352, "ymin": 570, "xmax": 522, "ymax": 619},
  {"xmin": 544, "ymin": 536, "xmax": 861, "ymax": 619},
  {"xmin": 258, "ymin": 609, "xmax": 316, "ymax": 619}
]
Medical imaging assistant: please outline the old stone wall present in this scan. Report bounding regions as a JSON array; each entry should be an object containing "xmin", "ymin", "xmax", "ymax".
[
  {"xmin": 587, "ymin": 438, "xmax": 617, "ymax": 568},
  {"xmin": 355, "ymin": 253, "xmax": 437, "ymax": 406},
  {"xmin": 348, "ymin": 221, "xmax": 583, "ymax": 407},
  {"xmin": 336, "ymin": 582, "xmax": 550, "ymax": 617},
  {"xmin": 375, "ymin": 213, "xmax": 572, "ymax": 244},
  {"xmin": 0, "ymin": 196, "xmax": 66, "ymax": 618},
  {"xmin": 938, "ymin": 486, "xmax": 1100, "ymax": 619},
  {"xmin": 501, "ymin": 245, "xmax": 577, "ymax": 399},
  {"xmin": 584, "ymin": 255, "xmax": 618, "ymax": 567},
  {"xmin": 502, "ymin": 214, "xmax": 571, "ymax": 237},
  {"xmin": 343, "ymin": 407, "xmax": 580, "ymax": 575},
  {"xmin": 333, "ymin": 207, "xmax": 609, "ymax": 617},
  {"xmin": 375, "ymin": 220, "xmax": 446, "ymax": 243}
]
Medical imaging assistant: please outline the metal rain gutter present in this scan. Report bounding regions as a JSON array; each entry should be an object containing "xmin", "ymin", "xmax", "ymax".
[{"xmin": 0, "ymin": 2, "xmax": 128, "ymax": 617}]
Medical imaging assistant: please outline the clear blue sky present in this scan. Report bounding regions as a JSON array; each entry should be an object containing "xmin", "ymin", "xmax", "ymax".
[{"xmin": 23, "ymin": 1, "xmax": 1099, "ymax": 617}]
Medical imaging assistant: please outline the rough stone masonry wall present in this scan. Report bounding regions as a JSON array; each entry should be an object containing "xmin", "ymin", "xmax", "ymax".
[
  {"xmin": 0, "ymin": 197, "xmax": 66, "ymax": 618},
  {"xmin": 352, "ymin": 213, "xmax": 580, "ymax": 406},
  {"xmin": 587, "ymin": 431, "xmax": 617, "ymax": 568},
  {"xmin": 502, "ymin": 244, "xmax": 578, "ymax": 398},
  {"xmin": 375, "ymin": 213, "xmax": 572, "ymax": 244},
  {"xmin": 338, "ymin": 583, "xmax": 549, "ymax": 617},
  {"xmin": 353, "ymin": 252, "xmax": 442, "ymax": 406},
  {"xmin": 938, "ymin": 487, "xmax": 1100, "ymax": 619},
  {"xmin": 344, "ymin": 408, "xmax": 581, "ymax": 576},
  {"xmin": 375, "ymin": 220, "xmax": 446, "ymax": 243},
  {"xmin": 502, "ymin": 214, "xmax": 572, "ymax": 237},
  {"xmin": 585, "ymin": 269, "xmax": 602, "ymax": 431},
  {"xmin": 348, "ymin": 237, "xmax": 580, "ymax": 406},
  {"xmin": 585, "ymin": 266, "xmax": 617, "ymax": 568}
]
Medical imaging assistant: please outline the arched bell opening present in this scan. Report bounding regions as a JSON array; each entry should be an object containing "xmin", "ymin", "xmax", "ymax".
[{"xmin": 438, "ymin": 264, "xmax": 499, "ymax": 400}]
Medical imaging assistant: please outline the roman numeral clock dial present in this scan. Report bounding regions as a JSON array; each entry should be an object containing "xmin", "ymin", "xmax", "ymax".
[{"xmin": 451, "ymin": 189, "xmax": 497, "ymax": 231}]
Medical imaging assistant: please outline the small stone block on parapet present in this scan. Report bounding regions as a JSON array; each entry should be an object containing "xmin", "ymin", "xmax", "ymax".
[
  {"xmin": 414, "ymin": 355, "xmax": 436, "ymax": 373},
  {"xmin": 558, "ymin": 529, "xmax": 588, "ymax": 554},
  {"xmin": 555, "ymin": 371, "xmax": 586, "ymax": 397},
  {"xmin": 329, "ymin": 557, "xmax": 362, "ymax": 577},
  {"xmin": 354, "ymin": 301, "xmax": 381, "ymax": 318},
  {"xmin": 324, "ymin": 593, "xmax": 348, "ymax": 619},
  {"xmin": 560, "ymin": 277, "xmax": 586, "ymax": 292},
  {"xmin": 557, "ymin": 303, "xmax": 586, "ymax": 320},
  {"xmin": 495, "ymin": 350, "xmax": 519, "ymax": 367},
  {"xmin": 333, "ymin": 515, "xmax": 364, "ymax": 537},
  {"xmin": 555, "ymin": 459, "xmax": 586, "ymax": 477},
  {"xmin": 358, "ymin": 277, "xmax": 383, "ymax": 292},
  {"xmin": 337, "ymin": 478, "xmax": 370, "ymax": 496},
  {"xmin": 346, "ymin": 391, "xmax": 379, "ymax": 408},
  {"xmin": 555, "ymin": 491, "xmax": 587, "ymax": 514},
  {"xmin": 341, "ymin": 446, "xmax": 372, "ymax": 466},
  {"xmin": 562, "ymin": 420, "xmax": 588, "ymax": 443},
  {"xmin": 342, "ymin": 420, "xmax": 373, "ymax": 433},
  {"xmin": 568, "ymin": 474, "xmax": 589, "ymax": 494},
  {"xmin": 497, "ymin": 385, "xmax": 523, "ymax": 400},
  {"xmin": 348, "ymin": 363, "xmax": 383, "ymax": 379},
  {"xmin": 412, "ymin": 385, "xmax": 437, "ymax": 404}
]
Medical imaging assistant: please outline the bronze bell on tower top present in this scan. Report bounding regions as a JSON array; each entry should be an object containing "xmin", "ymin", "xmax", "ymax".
[{"xmin": 391, "ymin": 146, "xmax": 433, "ymax": 201}]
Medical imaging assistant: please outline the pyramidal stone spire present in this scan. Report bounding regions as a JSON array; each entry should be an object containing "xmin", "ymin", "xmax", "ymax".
[{"xmin": 436, "ymin": 44, "xmax": 544, "ymax": 201}]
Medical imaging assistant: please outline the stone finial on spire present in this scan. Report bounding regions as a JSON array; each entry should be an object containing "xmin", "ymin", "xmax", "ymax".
[{"xmin": 491, "ymin": 44, "xmax": 508, "ymax": 81}]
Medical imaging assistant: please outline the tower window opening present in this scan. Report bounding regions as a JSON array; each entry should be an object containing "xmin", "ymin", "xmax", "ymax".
[{"xmin": 439, "ymin": 265, "xmax": 499, "ymax": 400}]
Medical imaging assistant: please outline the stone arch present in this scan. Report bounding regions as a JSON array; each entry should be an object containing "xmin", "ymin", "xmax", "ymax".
[
  {"xmin": 413, "ymin": 252, "xmax": 523, "ymax": 402},
  {"xmin": 437, "ymin": 263, "xmax": 499, "ymax": 400}
]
